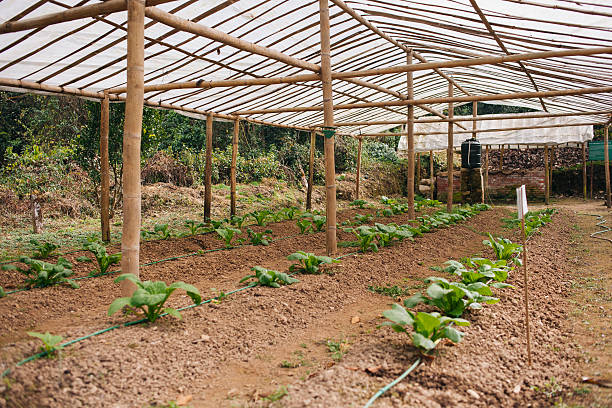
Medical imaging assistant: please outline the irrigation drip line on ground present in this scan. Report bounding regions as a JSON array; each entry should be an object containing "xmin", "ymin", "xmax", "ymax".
[
  {"xmin": 580, "ymin": 213, "xmax": 612, "ymax": 245},
  {"xmin": 363, "ymin": 358, "xmax": 422, "ymax": 408}
]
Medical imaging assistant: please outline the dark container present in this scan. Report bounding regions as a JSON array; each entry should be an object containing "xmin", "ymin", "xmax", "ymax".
[{"xmin": 461, "ymin": 138, "xmax": 481, "ymax": 169}]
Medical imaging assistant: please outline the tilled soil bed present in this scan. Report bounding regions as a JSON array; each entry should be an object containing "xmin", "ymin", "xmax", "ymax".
[{"xmin": 0, "ymin": 205, "xmax": 605, "ymax": 408}]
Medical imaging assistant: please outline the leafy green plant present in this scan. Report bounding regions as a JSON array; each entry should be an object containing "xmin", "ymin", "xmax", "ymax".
[
  {"xmin": 377, "ymin": 208, "xmax": 394, "ymax": 217},
  {"xmin": 215, "ymin": 226, "xmax": 241, "ymax": 248},
  {"xmin": 288, "ymin": 251, "xmax": 339, "ymax": 274},
  {"xmin": 229, "ymin": 214, "xmax": 247, "ymax": 228},
  {"xmin": 350, "ymin": 199, "xmax": 367, "ymax": 209},
  {"xmin": 263, "ymin": 386, "xmax": 288, "ymax": 402},
  {"xmin": 2, "ymin": 257, "xmax": 78, "ymax": 289},
  {"xmin": 381, "ymin": 304, "xmax": 469, "ymax": 354},
  {"xmin": 247, "ymin": 228, "xmax": 272, "ymax": 246},
  {"xmin": 368, "ymin": 284, "xmax": 410, "ymax": 297},
  {"xmin": 483, "ymin": 234, "xmax": 523, "ymax": 263},
  {"xmin": 184, "ymin": 220, "xmax": 206, "ymax": 236},
  {"xmin": 27, "ymin": 331, "xmax": 64, "ymax": 356},
  {"xmin": 29, "ymin": 239, "xmax": 59, "ymax": 259},
  {"xmin": 108, "ymin": 274, "xmax": 201, "ymax": 322},
  {"xmin": 326, "ymin": 339, "xmax": 350, "ymax": 361},
  {"xmin": 374, "ymin": 223, "xmax": 414, "ymax": 247},
  {"xmin": 439, "ymin": 259, "xmax": 513, "ymax": 287},
  {"xmin": 152, "ymin": 223, "xmax": 172, "ymax": 240},
  {"xmin": 311, "ymin": 215, "xmax": 326, "ymax": 232},
  {"xmin": 352, "ymin": 213, "xmax": 373, "ymax": 225},
  {"xmin": 249, "ymin": 210, "xmax": 272, "ymax": 226},
  {"xmin": 79, "ymin": 242, "xmax": 121, "ymax": 277},
  {"xmin": 278, "ymin": 206, "xmax": 300, "ymax": 220},
  {"xmin": 349, "ymin": 225, "xmax": 379, "ymax": 253},
  {"xmin": 240, "ymin": 266, "xmax": 299, "ymax": 288},
  {"xmin": 296, "ymin": 219, "xmax": 312, "ymax": 234},
  {"xmin": 380, "ymin": 196, "xmax": 397, "ymax": 205},
  {"xmin": 0, "ymin": 286, "xmax": 5, "ymax": 298}
]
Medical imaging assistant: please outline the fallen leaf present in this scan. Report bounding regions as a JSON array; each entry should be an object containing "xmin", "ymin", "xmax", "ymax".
[
  {"xmin": 176, "ymin": 394, "xmax": 193, "ymax": 406},
  {"xmin": 365, "ymin": 365, "xmax": 383, "ymax": 376}
]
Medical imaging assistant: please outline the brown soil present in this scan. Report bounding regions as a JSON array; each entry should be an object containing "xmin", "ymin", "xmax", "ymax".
[{"xmin": 0, "ymin": 203, "xmax": 609, "ymax": 408}]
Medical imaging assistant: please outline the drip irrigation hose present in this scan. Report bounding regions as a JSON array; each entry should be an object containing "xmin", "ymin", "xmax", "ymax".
[
  {"xmin": 579, "ymin": 213, "xmax": 612, "ymax": 244},
  {"xmin": 363, "ymin": 358, "xmax": 422, "ymax": 408}
]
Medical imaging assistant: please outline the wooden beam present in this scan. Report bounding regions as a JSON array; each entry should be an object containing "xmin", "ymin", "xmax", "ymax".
[
  {"xmin": 447, "ymin": 82, "xmax": 454, "ymax": 213},
  {"xmin": 232, "ymin": 85, "xmax": 612, "ymax": 115},
  {"xmin": 307, "ymin": 130, "xmax": 316, "ymax": 210},
  {"xmin": 120, "ymin": 0, "xmax": 145, "ymax": 297},
  {"xmin": 406, "ymin": 50, "xmax": 415, "ymax": 219},
  {"xmin": 320, "ymin": 0, "xmax": 337, "ymax": 256},
  {"xmin": 100, "ymin": 94, "xmax": 111, "ymax": 243},
  {"xmin": 606, "ymin": 126, "xmax": 611, "ymax": 208},
  {"xmin": 204, "ymin": 113, "xmax": 213, "ymax": 222},
  {"xmin": 0, "ymin": 0, "xmax": 177, "ymax": 34},
  {"xmin": 355, "ymin": 137, "xmax": 362, "ymax": 200},
  {"xmin": 230, "ymin": 119, "xmax": 238, "ymax": 217},
  {"xmin": 582, "ymin": 141, "xmax": 587, "ymax": 200}
]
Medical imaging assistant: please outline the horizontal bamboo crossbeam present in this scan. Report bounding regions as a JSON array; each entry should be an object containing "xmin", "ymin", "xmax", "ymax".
[
  {"xmin": 0, "ymin": 0, "xmax": 178, "ymax": 34},
  {"xmin": 232, "ymin": 85, "xmax": 612, "ymax": 115}
]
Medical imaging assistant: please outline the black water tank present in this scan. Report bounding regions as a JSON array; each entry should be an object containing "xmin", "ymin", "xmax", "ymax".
[{"xmin": 461, "ymin": 139, "xmax": 481, "ymax": 169}]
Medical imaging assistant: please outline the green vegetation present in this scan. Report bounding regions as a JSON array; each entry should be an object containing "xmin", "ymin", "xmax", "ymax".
[
  {"xmin": 296, "ymin": 219, "xmax": 312, "ymax": 234},
  {"xmin": 79, "ymin": 242, "xmax": 121, "ymax": 277},
  {"xmin": 246, "ymin": 228, "xmax": 273, "ymax": 246},
  {"xmin": 483, "ymin": 233, "xmax": 523, "ymax": 263},
  {"xmin": 240, "ymin": 266, "xmax": 299, "ymax": 288},
  {"xmin": 367, "ymin": 284, "xmax": 411, "ymax": 298},
  {"xmin": 214, "ymin": 226, "xmax": 241, "ymax": 248},
  {"xmin": 27, "ymin": 331, "xmax": 64, "ymax": 356},
  {"xmin": 288, "ymin": 251, "xmax": 339, "ymax": 274},
  {"xmin": 108, "ymin": 274, "xmax": 201, "ymax": 322},
  {"xmin": 326, "ymin": 339, "xmax": 350, "ymax": 361},
  {"xmin": 249, "ymin": 210, "xmax": 272, "ymax": 226},
  {"xmin": 184, "ymin": 220, "xmax": 206, "ymax": 236},
  {"xmin": 29, "ymin": 239, "xmax": 59, "ymax": 259},
  {"xmin": 2, "ymin": 257, "xmax": 78, "ymax": 289}
]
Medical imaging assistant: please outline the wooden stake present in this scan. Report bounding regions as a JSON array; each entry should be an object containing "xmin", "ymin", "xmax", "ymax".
[
  {"xmin": 499, "ymin": 145, "xmax": 504, "ymax": 171},
  {"xmin": 100, "ymin": 95, "xmax": 111, "ymax": 242},
  {"xmin": 31, "ymin": 195, "xmax": 43, "ymax": 234},
  {"xmin": 204, "ymin": 113, "xmax": 213, "ymax": 221},
  {"xmin": 230, "ymin": 119, "xmax": 238, "ymax": 217},
  {"xmin": 429, "ymin": 150, "xmax": 435, "ymax": 200},
  {"xmin": 590, "ymin": 156, "xmax": 594, "ymax": 199},
  {"xmin": 120, "ymin": 0, "xmax": 145, "ymax": 297},
  {"xmin": 521, "ymin": 216, "xmax": 533, "ymax": 367},
  {"xmin": 307, "ymin": 130, "xmax": 316, "ymax": 210},
  {"xmin": 406, "ymin": 50, "xmax": 415, "ymax": 219},
  {"xmin": 416, "ymin": 153, "xmax": 422, "ymax": 193},
  {"xmin": 582, "ymin": 142, "xmax": 587, "ymax": 200},
  {"xmin": 549, "ymin": 145, "xmax": 555, "ymax": 191},
  {"xmin": 544, "ymin": 146, "xmax": 550, "ymax": 205},
  {"xmin": 484, "ymin": 145, "xmax": 489, "ymax": 196},
  {"xmin": 447, "ymin": 82, "xmax": 454, "ymax": 213},
  {"xmin": 356, "ymin": 137, "xmax": 362, "ymax": 200},
  {"xmin": 605, "ymin": 126, "xmax": 611, "ymax": 208},
  {"xmin": 320, "ymin": 0, "xmax": 337, "ymax": 256}
]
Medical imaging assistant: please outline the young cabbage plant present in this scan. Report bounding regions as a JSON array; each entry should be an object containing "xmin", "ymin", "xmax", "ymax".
[
  {"xmin": 247, "ymin": 228, "xmax": 272, "ymax": 246},
  {"xmin": 483, "ymin": 234, "xmax": 523, "ymax": 262},
  {"xmin": 350, "ymin": 199, "xmax": 367, "ymax": 209},
  {"xmin": 79, "ymin": 242, "xmax": 121, "ymax": 277},
  {"xmin": 349, "ymin": 225, "xmax": 379, "ymax": 253},
  {"xmin": 184, "ymin": 220, "xmax": 207, "ymax": 236},
  {"xmin": 352, "ymin": 213, "xmax": 373, "ymax": 225},
  {"xmin": 152, "ymin": 223, "xmax": 172, "ymax": 240},
  {"xmin": 27, "ymin": 331, "xmax": 64, "ymax": 356},
  {"xmin": 215, "ymin": 227, "xmax": 241, "ymax": 248},
  {"xmin": 311, "ymin": 215, "xmax": 326, "ymax": 232},
  {"xmin": 288, "ymin": 251, "xmax": 339, "ymax": 274},
  {"xmin": 229, "ymin": 214, "xmax": 247, "ymax": 228},
  {"xmin": 2, "ymin": 257, "xmax": 78, "ymax": 289},
  {"xmin": 249, "ymin": 210, "xmax": 272, "ymax": 226},
  {"xmin": 240, "ymin": 266, "xmax": 299, "ymax": 288},
  {"xmin": 0, "ymin": 286, "xmax": 5, "ymax": 298},
  {"xmin": 108, "ymin": 274, "xmax": 201, "ymax": 322},
  {"xmin": 29, "ymin": 239, "xmax": 59, "ymax": 259},
  {"xmin": 278, "ymin": 206, "xmax": 300, "ymax": 220},
  {"xmin": 442, "ymin": 259, "xmax": 513, "ymax": 286},
  {"xmin": 296, "ymin": 219, "xmax": 312, "ymax": 234},
  {"xmin": 381, "ymin": 304, "xmax": 469, "ymax": 354}
]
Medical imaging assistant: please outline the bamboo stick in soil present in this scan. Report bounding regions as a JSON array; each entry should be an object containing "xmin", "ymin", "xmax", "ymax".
[
  {"xmin": 429, "ymin": 150, "xmax": 435, "ymax": 200},
  {"xmin": 307, "ymin": 130, "xmax": 316, "ymax": 210},
  {"xmin": 605, "ymin": 126, "xmax": 611, "ymax": 208},
  {"xmin": 356, "ymin": 137, "xmax": 362, "ymax": 200},
  {"xmin": 447, "ymin": 82, "xmax": 454, "ymax": 213},
  {"xmin": 544, "ymin": 146, "xmax": 550, "ymax": 205},
  {"xmin": 205, "ymin": 113, "xmax": 213, "ymax": 221},
  {"xmin": 120, "ymin": 0, "xmax": 145, "ymax": 297},
  {"xmin": 406, "ymin": 50, "xmax": 415, "ymax": 219},
  {"xmin": 319, "ymin": 0, "xmax": 337, "ymax": 255},
  {"xmin": 582, "ymin": 142, "xmax": 587, "ymax": 200},
  {"xmin": 499, "ymin": 145, "xmax": 504, "ymax": 171},
  {"xmin": 230, "ymin": 119, "xmax": 238, "ymax": 216},
  {"xmin": 100, "ymin": 94, "xmax": 111, "ymax": 242}
]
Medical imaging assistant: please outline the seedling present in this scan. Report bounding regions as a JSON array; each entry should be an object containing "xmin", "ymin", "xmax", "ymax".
[
  {"xmin": 483, "ymin": 234, "xmax": 523, "ymax": 263},
  {"xmin": 2, "ymin": 257, "xmax": 78, "ymax": 289},
  {"xmin": 154, "ymin": 223, "xmax": 172, "ymax": 240},
  {"xmin": 367, "ymin": 284, "xmax": 410, "ymax": 298},
  {"xmin": 215, "ymin": 227, "xmax": 241, "ymax": 248},
  {"xmin": 441, "ymin": 259, "xmax": 513, "ymax": 286},
  {"xmin": 381, "ymin": 304, "xmax": 469, "ymax": 354},
  {"xmin": 240, "ymin": 266, "xmax": 299, "ymax": 288},
  {"xmin": 246, "ymin": 228, "xmax": 272, "ymax": 246},
  {"xmin": 29, "ymin": 239, "xmax": 59, "ymax": 259},
  {"xmin": 349, "ymin": 199, "xmax": 367, "ymax": 209},
  {"xmin": 326, "ymin": 339, "xmax": 350, "ymax": 361},
  {"xmin": 108, "ymin": 274, "xmax": 201, "ymax": 322},
  {"xmin": 288, "ymin": 251, "xmax": 339, "ymax": 274},
  {"xmin": 27, "ymin": 331, "xmax": 63, "ymax": 357},
  {"xmin": 352, "ymin": 213, "xmax": 373, "ymax": 225},
  {"xmin": 249, "ymin": 210, "xmax": 272, "ymax": 226},
  {"xmin": 184, "ymin": 220, "xmax": 206, "ymax": 236},
  {"xmin": 79, "ymin": 242, "xmax": 121, "ymax": 277},
  {"xmin": 311, "ymin": 215, "xmax": 326, "ymax": 232},
  {"xmin": 210, "ymin": 288, "xmax": 227, "ymax": 303},
  {"xmin": 229, "ymin": 214, "xmax": 247, "ymax": 228},
  {"xmin": 0, "ymin": 286, "xmax": 5, "ymax": 298},
  {"xmin": 263, "ymin": 386, "xmax": 288, "ymax": 402},
  {"xmin": 296, "ymin": 219, "xmax": 312, "ymax": 234},
  {"xmin": 349, "ymin": 225, "xmax": 379, "ymax": 253},
  {"xmin": 278, "ymin": 206, "xmax": 301, "ymax": 220}
]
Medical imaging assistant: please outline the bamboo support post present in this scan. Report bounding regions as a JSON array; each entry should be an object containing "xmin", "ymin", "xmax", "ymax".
[
  {"xmin": 204, "ymin": 114, "xmax": 213, "ymax": 221},
  {"xmin": 521, "ymin": 216, "xmax": 532, "ymax": 367},
  {"xmin": 447, "ymin": 82, "xmax": 454, "ymax": 213},
  {"xmin": 590, "ymin": 158, "xmax": 594, "ymax": 199},
  {"xmin": 406, "ymin": 50, "xmax": 415, "ymax": 219},
  {"xmin": 120, "ymin": 0, "xmax": 145, "ymax": 297},
  {"xmin": 100, "ymin": 95, "xmax": 111, "ymax": 242},
  {"xmin": 549, "ymin": 145, "xmax": 555, "ymax": 191},
  {"xmin": 605, "ymin": 126, "xmax": 611, "ymax": 208},
  {"xmin": 230, "ymin": 119, "xmax": 238, "ymax": 216},
  {"xmin": 307, "ymin": 131, "xmax": 316, "ymax": 210},
  {"xmin": 416, "ymin": 153, "xmax": 422, "ymax": 193},
  {"xmin": 499, "ymin": 145, "xmax": 504, "ymax": 171},
  {"xmin": 429, "ymin": 150, "xmax": 435, "ymax": 200},
  {"xmin": 544, "ymin": 146, "xmax": 550, "ymax": 205},
  {"xmin": 319, "ymin": 0, "xmax": 337, "ymax": 256},
  {"xmin": 582, "ymin": 142, "xmax": 587, "ymax": 200},
  {"xmin": 484, "ymin": 145, "xmax": 489, "ymax": 197},
  {"xmin": 356, "ymin": 137, "xmax": 362, "ymax": 200}
]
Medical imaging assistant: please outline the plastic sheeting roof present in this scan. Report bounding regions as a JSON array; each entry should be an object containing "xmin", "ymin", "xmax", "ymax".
[
  {"xmin": 0, "ymin": 0, "xmax": 611, "ymax": 138},
  {"xmin": 397, "ymin": 113, "xmax": 594, "ymax": 153}
]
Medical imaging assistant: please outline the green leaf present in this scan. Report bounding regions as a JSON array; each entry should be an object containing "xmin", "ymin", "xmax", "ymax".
[
  {"xmin": 76, "ymin": 256, "xmax": 92, "ymax": 262},
  {"xmin": 412, "ymin": 332, "xmax": 436, "ymax": 351},
  {"xmin": 163, "ymin": 307, "xmax": 182, "ymax": 320},
  {"xmin": 382, "ymin": 303, "xmax": 414, "ymax": 326},
  {"xmin": 287, "ymin": 251, "xmax": 309, "ymax": 261},
  {"xmin": 130, "ymin": 289, "xmax": 166, "ymax": 308},
  {"xmin": 108, "ymin": 297, "xmax": 131, "ymax": 316},
  {"xmin": 403, "ymin": 293, "xmax": 427, "ymax": 308},
  {"xmin": 444, "ymin": 326, "xmax": 464, "ymax": 343},
  {"xmin": 114, "ymin": 273, "xmax": 140, "ymax": 286},
  {"xmin": 2, "ymin": 264, "xmax": 17, "ymax": 271},
  {"xmin": 414, "ymin": 312, "xmax": 441, "ymax": 336}
]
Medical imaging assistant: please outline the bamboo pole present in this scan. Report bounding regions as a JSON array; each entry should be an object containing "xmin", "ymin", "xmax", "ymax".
[
  {"xmin": 590, "ymin": 156, "xmax": 594, "ymax": 199},
  {"xmin": 100, "ymin": 94, "xmax": 111, "ymax": 243},
  {"xmin": 307, "ymin": 130, "xmax": 316, "ymax": 210},
  {"xmin": 550, "ymin": 145, "xmax": 555, "ymax": 193},
  {"xmin": 232, "ymin": 85, "xmax": 612, "ymax": 115},
  {"xmin": 120, "ymin": 0, "xmax": 145, "ymax": 297},
  {"xmin": 499, "ymin": 145, "xmax": 504, "ymax": 171},
  {"xmin": 582, "ymin": 142, "xmax": 587, "ymax": 200},
  {"xmin": 544, "ymin": 146, "xmax": 550, "ymax": 205},
  {"xmin": 230, "ymin": 119, "xmax": 238, "ymax": 217},
  {"xmin": 356, "ymin": 137, "xmax": 363, "ymax": 200},
  {"xmin": 0, "ymin": 0, "xmax": 177, "ymax": 34},
  {"xmin": 320, "ymin": 0, "xmax": 337, "ymax": 256},
  {"xmin": 416, "ymin": 153, "xmax": 422, "ymax": 193},
  {"xmin": 447, "ymin": 82, "xmax": 454, "ymax": 213},
  {"xmin": 429, "ymin": 150, "xmax": 435, "ymax": 200},
  {"xmin": 605, "ymin": 126, "xmax": 611, "ymax": 208},
  {"xmin": 484, "ymin": 145, "xmax": 489, "ymax": 197},
  {"xmin": 406, "ymin": 50, "xmax": 415, "ymax": 219},
  {"xmin": 204, "ymin": 113, "xmax": 213, "ymax": 222}
]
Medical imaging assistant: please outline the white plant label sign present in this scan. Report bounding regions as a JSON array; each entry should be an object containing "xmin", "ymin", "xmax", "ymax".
[{"xmin": 516, "ymin": 185, "xmax": 528, "ymax": 219}]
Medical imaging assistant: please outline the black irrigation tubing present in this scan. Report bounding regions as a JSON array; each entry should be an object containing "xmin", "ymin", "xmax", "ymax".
[
  {"xmin": 579, "ymin": 213, "xmax": 612, "ymax": 245},
  {"xmin": 0, "ymin": 207, "xmax": 482, "ymax": 378}
]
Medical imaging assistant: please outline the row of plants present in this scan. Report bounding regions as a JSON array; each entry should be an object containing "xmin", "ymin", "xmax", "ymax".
[{"xmin": 502, "ymin": 208, "xmax": 556, "ymax": 236}]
